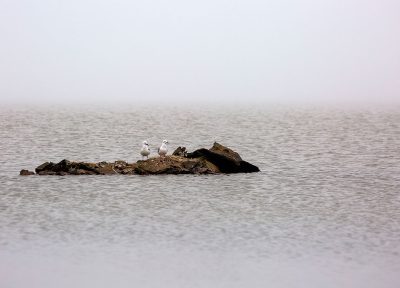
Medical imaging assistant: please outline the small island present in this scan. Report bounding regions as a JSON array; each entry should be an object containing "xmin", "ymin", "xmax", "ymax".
[{"xmin": 20, "ymin": 143, "xmax": 260, "ymax": 176}]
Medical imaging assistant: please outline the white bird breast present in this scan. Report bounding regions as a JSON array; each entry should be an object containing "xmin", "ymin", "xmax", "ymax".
[
  {"xmin": 141, "ymin": 145, "xmax": 150, "ymax": 156},
  {"xmin": 158, "ymin": 143, "xmax": 168, "ymax": 155}
]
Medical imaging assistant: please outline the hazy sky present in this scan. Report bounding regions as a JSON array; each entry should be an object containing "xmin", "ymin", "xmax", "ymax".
[{"xmin": 1, "ymin": 0, "xmax": 399, "ymax": 104}]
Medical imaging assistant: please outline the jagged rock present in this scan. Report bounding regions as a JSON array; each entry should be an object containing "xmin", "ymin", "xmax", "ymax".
[
  {"xmin": 187, "ymin": 142, "xmax": 260, "ymax": 173},
  {"xmin": 172, "ymin": 146, "xmax": 188, "ymax": 157},
  {"xmin": 27, "ymin": 143, "xmax": 259, "ymax": 175},
  {"xmin": 19, "ymin": 169, "xmax": 35, "ymax": 176}
]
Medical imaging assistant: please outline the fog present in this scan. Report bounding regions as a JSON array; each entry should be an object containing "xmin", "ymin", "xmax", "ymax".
[{"xmin": 1, "ymin": 0, "xmax": 399, "ymax": 105}]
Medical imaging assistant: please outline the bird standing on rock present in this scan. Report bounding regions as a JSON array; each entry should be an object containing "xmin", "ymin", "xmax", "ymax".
[
  {"xmin": 140, "ymin": 140, "xmax": 150, "ymax": 160},
  {"xmin": 158, "ymin": 140, "xmax": 168, "ymax": 158}
]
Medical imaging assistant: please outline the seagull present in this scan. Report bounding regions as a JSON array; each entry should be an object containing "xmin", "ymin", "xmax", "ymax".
[
  {"xmin": 140, "ymin": 140, "xmax": 150, "ymax": 160},
  {"xmin": 158, "ymin": 140, "xmax": 168, "ymax": 158}
]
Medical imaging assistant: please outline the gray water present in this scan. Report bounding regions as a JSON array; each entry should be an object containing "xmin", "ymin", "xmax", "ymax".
[{"xmin": 1, "ymin": 104, "xmax": 399, "ymax": 288}]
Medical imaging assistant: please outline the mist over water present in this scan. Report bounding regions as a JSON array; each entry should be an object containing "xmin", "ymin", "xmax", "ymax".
[
  {"xmin": 0, "ymin": 104, "xmax": 399, "ymax": 287},
  {"xmin": 2, "ymin": 0, "xmax": 400, "ymax": 105}
]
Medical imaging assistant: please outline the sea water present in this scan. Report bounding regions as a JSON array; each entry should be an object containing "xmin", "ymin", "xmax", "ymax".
[{"xmin": 0, "ymin": 104, "xmax": 399, "ymax": 288}]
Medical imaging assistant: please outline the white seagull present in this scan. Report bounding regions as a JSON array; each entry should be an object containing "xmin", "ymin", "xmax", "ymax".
[
  {"xmin": 158, "ymin": 140, "xmax": 168, "ymax": 158},
  {"xmin": 140, "ymin": 140, "xmax": 150, "ymax": 160}
]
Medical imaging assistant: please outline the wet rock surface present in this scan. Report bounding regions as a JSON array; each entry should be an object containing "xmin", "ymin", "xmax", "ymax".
[{"xmin": 23, "ymin": 143, "xmax": 259, "ymax": 175}]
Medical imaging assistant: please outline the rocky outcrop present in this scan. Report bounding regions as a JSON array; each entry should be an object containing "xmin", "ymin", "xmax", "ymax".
[{"xmin": 22, "ymin": 143, "xmax": 259, "ymax": 176}]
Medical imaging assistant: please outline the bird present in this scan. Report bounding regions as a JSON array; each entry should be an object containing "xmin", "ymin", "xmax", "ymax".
[
  {"xmin": 140, "ymin": 140, "xmax": 150, "ymax": 160},
  {"xmin": 158, "ymin": 140, "xmax": 168, "ymax": 158}
]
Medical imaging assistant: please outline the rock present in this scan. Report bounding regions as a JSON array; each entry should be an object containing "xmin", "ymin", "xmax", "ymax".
[
  {"xmin": 172, "ymin": 146, "xmax": 188, "ymax": 157},
  {"xmin": 187, "ymin": 142, "xmax": 260, "ymax": 173},
  {"xmin": 35, "ymin": 162, "xmax": 55, "ymax": 174},
  {"xmin": 20, "ymin": 169, "xmax": 35, "ymax": 176},
  {"xmin": 26, "ymin": 143, "xmax": 259, "ymax": 175},
  {"xmin": 57, "ymin": 171, "xmax": 69, "ymax": 176},
  {"xmin": 134, "ymin": 155, "xmax": 219, "ymax": 175},
  {"xmin": 114, "ymin": 160, "xmax": 128, "ymax": 169},
  {"xmin": 33, "ymin": 159, "xmax": 137, "ymax": 176},
  {"xmin": 121, "ymin": 168, "xmax": 134, "ymax": 175},
  {"xmin": 210, "ymin": 142, "xmax": 242, "ymax": 162}
]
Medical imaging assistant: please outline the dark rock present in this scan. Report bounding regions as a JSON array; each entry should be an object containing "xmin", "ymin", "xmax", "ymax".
[
  {"xmin": 20, "ymin": 169, "xmax": 35, "ymax": 176},
  {"xmin": 56, "ymin": 171, "xmax": 68, "ymax": 176},
  {"xmin": 52, "ymin": 159, "xmax": 71, "ymax": 172},
  {"xmin": 210, "ymin": 142, "xmax": 242, "ymax": 162},
  {"xmin": 35, "ymin": 162, "xmax": 55, "ymax": 174},
  {"xmin": 172, "ymin": 146, "xmax": 188, "ymax": 157},
  {"xmin": 134, "ymin": 156, "xmax": 219, "ymax": 175},
  {"xmin": 38, "ymin": 170, "xmax": 56, "ymax": 175},
  {"xmin": 75, "ymin": 163, "xmax": 101, "ymax": 174},
  {"xmin": 34, "ymin": 159, "xmax": 101, "ymax": 175},
  {"xmin": 187, "ymin": 142, "xmax": 259, "ymax": 173},
  {"xmin": 69, "ymin": 168, "xmax": 97, "ymax": 175},
  {"xmin": 26, "ymin": 143, "xmax": 259, "ymax": 176}
]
